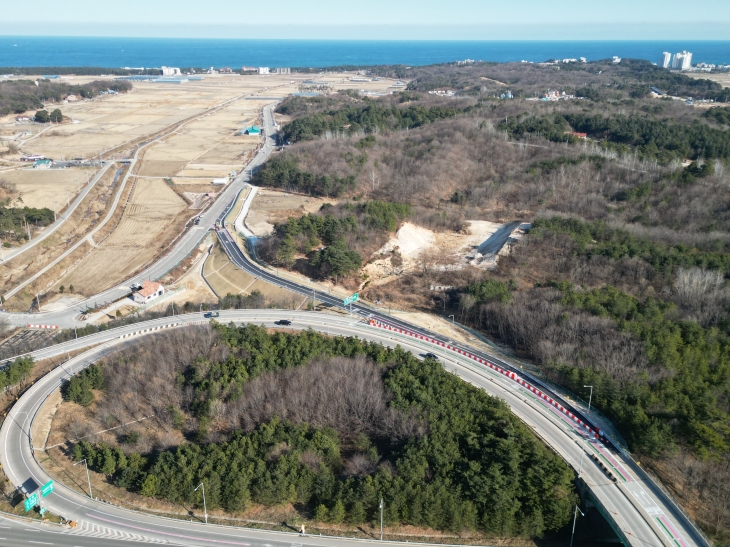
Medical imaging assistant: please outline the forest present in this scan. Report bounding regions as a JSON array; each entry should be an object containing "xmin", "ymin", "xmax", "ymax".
[
  {"xmin": 499, "ymin": 111, "xmax": 730, "ymax": 163},
  {"xmin": 279, "ymin": 102, "xmax": 463, "ymax": 142},
  {"xmin": 69, "ymin": 324, "xmax": 575, "ymax": 537},
  {"xmin": 255, "ymin": 60, "xmax": 730, "ymax": 541},
  {"xmin": 0, "ymin": 79, "xmax": 132, "ymax": 116}
]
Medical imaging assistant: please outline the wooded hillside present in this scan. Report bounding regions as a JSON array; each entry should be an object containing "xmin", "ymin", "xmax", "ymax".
[{"xmin": 70, "ymin": 325, "xmax": 576, "ymax": 537}]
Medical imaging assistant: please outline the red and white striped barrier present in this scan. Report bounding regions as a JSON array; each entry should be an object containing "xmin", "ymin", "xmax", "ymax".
[
  {"xmin": 119, "ymin": 322, "xmax": 184, "ymax": 339},
  {"xmin": 27, "ymin": 324, "xmax": 60, "ymax": 330},
  {"xmin": 369, "ymin": 318, "xmax": 602, "ymax": 439}
]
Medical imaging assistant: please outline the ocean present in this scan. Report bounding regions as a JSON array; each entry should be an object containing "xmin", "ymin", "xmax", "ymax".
[{"xmin": 0, "ymin": 37, "xmax": 729, "ymax": 69}]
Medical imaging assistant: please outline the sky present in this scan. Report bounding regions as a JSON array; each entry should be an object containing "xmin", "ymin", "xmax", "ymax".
[{"xmin": 2, "ymin": 0, "xmax": 730, "ymax": 39}]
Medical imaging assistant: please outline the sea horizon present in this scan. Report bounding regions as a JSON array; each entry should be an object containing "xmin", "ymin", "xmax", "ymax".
[{"xmin": 1, "ymin": 36, "xmax": 729, "ymax": 68}]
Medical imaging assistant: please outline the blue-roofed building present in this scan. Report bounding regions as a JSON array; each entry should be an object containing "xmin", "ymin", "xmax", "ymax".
[{"xmin": 242, "ymin": 126, "xmax": 261, "ymax": 135}]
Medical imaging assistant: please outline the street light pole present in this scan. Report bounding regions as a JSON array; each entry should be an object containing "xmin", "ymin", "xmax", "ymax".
[
  {"xmin": 74, "ymin": 459, "xmax": 92, "ymax": 499},
  {"xmin": 577, "ymin": 437, "xmax": 587, "ymax": 476},
  {"xmin": 379, "ymin": 497, "xmax": 383, "ymax": 541},
  {"xmin": 448, "ymin": 314, "xmax": 455, "ymax": 328},
  {"xmin": 194, "ymin": 482, "xmax": 208, "ymax": 524},
  {"xmin": 584, "ymin": 385, "xmax": 593, "ymax": 414},
  {"xmin": 569, "ymin": 505, "xmax": 584, "ymax": 547}
]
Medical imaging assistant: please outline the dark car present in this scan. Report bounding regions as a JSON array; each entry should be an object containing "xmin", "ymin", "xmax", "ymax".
[
  {"xmin": 204, "ymin": 311, "xmax": 220, "ymax": 319},
  {"xmin": 276, "ymin": 319, "xmax": 292, "ymax": 326},
  {"xmin": 424, "ymin": 353, "xmax": 439, "ymax": 360}
]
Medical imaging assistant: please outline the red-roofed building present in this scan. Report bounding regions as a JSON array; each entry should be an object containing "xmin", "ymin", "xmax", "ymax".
[
  {"xmin": 568, "ymin": 132, "xmax": 588, "ymax": 139},
  {"xmin": 133, "ymin": 281, "xmax": 165, "ymax": 304}
]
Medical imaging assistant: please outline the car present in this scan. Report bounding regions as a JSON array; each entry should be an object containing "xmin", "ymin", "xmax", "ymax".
[
  {"xmin": 276, "ymin": 319, "xmax": 292, "ymax": 326},
  {"xmin": 204, "ymin": 311, "xmax": 220, "ymax": 319},
  {"xmin": 424, "ymin": 353, "xmax": 439, "ymax": 360}
]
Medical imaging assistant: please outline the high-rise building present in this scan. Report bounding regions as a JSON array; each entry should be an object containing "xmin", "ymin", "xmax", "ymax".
[
  {"xmin": 660, "ymin": 52, "xmax": 672, "ymax": 68},
  {"xmin": 672, "ymin": 51, "xmax": 693, "ymax": 71}
]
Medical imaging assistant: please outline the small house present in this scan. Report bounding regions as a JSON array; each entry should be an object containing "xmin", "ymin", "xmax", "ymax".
[
  {"xmin": 33, "ymin": 159, "xmax": 52, "ymax": 169},
  {"xmin": 15, "ymin": 115, "xmax": 30, "ymax": 122},
  {"xmin": 133, "ymin": 281, "xmax": 164, "ymax": 304},
  {"xmin": 66, "ymin": 95, "xmax": 79, "ymax": 102},
  {"xmin": 243, "ymin": 126, "xmax": 261, "ymax": 135}
]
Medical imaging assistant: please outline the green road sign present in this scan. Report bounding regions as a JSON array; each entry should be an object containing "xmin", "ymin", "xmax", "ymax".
[
  {"xmin": 41, "ymin": 480, "xmax": 54, "ymax": 497},
  {"xmin": 39, "ymin": 507, "xmax": 47, "ymax": 515},
  {"xmin": 343, "ymin": 293, "xmax": 359, "ymax": 306},
  {"xmin": 23, "ymin": 493, "xmax": 38, "ymax": 512}
]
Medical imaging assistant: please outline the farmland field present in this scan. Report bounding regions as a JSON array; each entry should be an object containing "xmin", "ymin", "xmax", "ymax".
[
  {"xmin": 0, "ymin": 167, "xmax": 97, "ymax": 210},
  {"xmin": 58, "ymin": 179, "xmax": 187, "ymax": 295}
]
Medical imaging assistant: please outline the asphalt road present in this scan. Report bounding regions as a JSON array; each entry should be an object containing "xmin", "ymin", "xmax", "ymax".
[
  {"xmin": 0, "ymin": 311, "xmax": 707, "ymax": 547},
  {"xmin": 0, "ymin": 103, "xmax": 279, "ymax": 326}
]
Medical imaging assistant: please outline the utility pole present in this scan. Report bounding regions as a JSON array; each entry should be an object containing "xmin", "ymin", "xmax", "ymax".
[
  {"xmin": 448, "ymin": 314, "xmax": 455, "ymax": 328},
  {"xmin": 194, "ymin": 482, "xmax": 208, "ymax": 524},
  {"xmin": 74, "ymin": 459, "xmax": 92, "ymax": 499},
  {"xmin": 36, "ymin": 294, "xmax": 42, "ymax": 312},
  {"xmin": 313, "ymin": 289, "xmax": 316, "ymax": 310},
  {"xmin": 379, "ymin": 498, "xmax": 384, "ymax": 541},
  {"xmin": 584, "ymin": 385, "xmax": 593, "ymax": 414}
]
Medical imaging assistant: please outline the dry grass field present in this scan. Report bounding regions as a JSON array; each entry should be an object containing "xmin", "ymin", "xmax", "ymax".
[
  {"xmin": 203, "ymin": 243, "xmax": 305, "ymax": 306},
  {"xmin": 57, "ymin": 179, "xmax": 187, "ymax": 295},
  {"xmin": 247, "ymin": 189, "xmax": 335, "ymax": 236},
  {"xmin": 0, "ymin": 167, "xmax": 97, "ymax": 210}
]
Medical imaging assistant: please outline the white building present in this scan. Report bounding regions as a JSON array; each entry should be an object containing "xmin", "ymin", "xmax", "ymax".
[
  {"xmin": 258, "ymin": 67, "xmax": 270, "ymax": 75},
  {"xmin": 660, "ymin": 52, "xmax": 672, "ymax": 68},
  {"xmin": 672, "ymin": 51, "xmax": 693, "ymax": 71},
  {"xmin": 133, "ymin": 281, "xmax": 164, "ymax": 304},
  {"xmin": 161, "ymin": 66, "xmax": 181, "ymax": 76},
  {"xmin": 272, "ymin": 68, "xmax": 291, "ymax": 74},
  {"xmin": 612, "ymin": 56, "xmax": 622, "ymax": 64}
]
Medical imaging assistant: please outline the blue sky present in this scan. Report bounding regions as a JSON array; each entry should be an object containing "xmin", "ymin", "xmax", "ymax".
[{"xmin": 3, "ymin": 0, "xmax": 730, "ymax": 39}]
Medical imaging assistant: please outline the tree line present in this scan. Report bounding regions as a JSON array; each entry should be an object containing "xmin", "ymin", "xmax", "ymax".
[
  {"xmin": 281, "ymin": 102, "xmax": 462, "ymax": 143},
  {"xmin": 72, "ymin": 324, "xmax": 576, "ymax": 537},
  {"xmin": 0, "ymin": 79, "xmax": 132, "ymax": 117},
  {"xmin": 500, "ymin": 111, "xmax": 730, "ymax": 163}
]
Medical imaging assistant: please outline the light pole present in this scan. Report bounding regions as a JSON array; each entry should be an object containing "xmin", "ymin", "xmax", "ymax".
[
  {"xmin": 194, "ymin": 482, "xmax": 208, "ymax": 524},
  {"xmin": 74, "ymin": 459, "xmax": 92, "ymax": 499},
  {"xmin": 569, "ymin": 505, "xmax": 584, "ymax": 547},
  {"xmin": 448, "ymin": 314, "xmax": 455, "ymax": 328},
  {"xmin": 584, "ymin": 385, "xmax": 593, "ymax": 414},
  {"xmin": 577, "ymin": 437, "xmax": 588, "ymax": 476},
  {"xmin": 379, "ymin": 497, "xmax": 384, "ymax": 541}
]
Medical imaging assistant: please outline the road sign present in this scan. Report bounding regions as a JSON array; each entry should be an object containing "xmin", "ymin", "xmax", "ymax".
[
  {"xmin": 41, "ymin": 480, "xmax": 54, "ymax": 497},
  {"xmin": 39, "ymin": 507, "xmax": 47, "ymax": 515},
  {"xmin": 343, "ymin": 293, "xmax": 358, "ymax": 306},
  {"xmin": 23, "ymin": 493, "xmax": 38, "ymax": 512}
]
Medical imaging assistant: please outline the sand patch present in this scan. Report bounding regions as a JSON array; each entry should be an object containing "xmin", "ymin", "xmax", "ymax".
[{"xmin": 364, "ymin": 220, "xmax": 529, "ymax": 283}]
